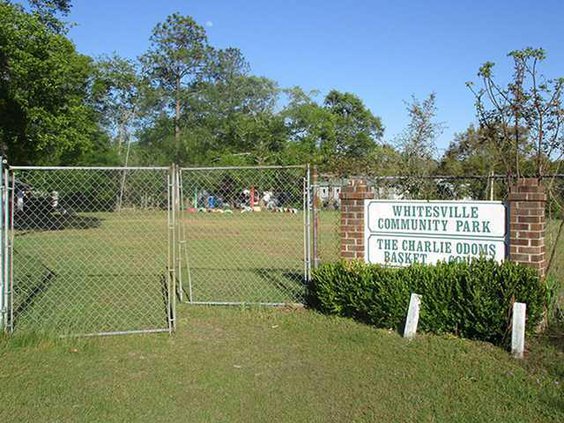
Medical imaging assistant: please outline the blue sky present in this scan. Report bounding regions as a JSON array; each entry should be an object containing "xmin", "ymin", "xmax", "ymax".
[{"xmin": 65, "ymin": 0, "xmax": 564, "ymax": 152}]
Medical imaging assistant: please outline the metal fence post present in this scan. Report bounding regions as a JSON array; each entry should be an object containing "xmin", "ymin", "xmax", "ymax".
[
  {"xmin": 303, "ymin": 174, "xmax": 307, "ymax": 283},
  {"xmin": 176, "ymin": 168, "xmax": 184, "ymax": 303},
  {"xmin": 306, "ymin": 164, "xmax": 312, "ymax": 281},
  {"xmin": 174, "ymin": 165, "xmax": 183, "ymax": 303},
  {"xmin": 8, "ymin": 169, "xmax": 14, "ymax": 333},
  {"xmin": 168, "ymin": 164, "xmax": 177, "ymax": 331},
  {"xmin": 312, "ymin": 165, "xmax": 319, "ymax": 270},
  {"xmin": 0, "ymin": 157, "xmax": 4, "ymax": 332}
]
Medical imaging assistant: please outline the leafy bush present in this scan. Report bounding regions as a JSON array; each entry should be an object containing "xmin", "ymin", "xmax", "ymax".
[{"xmin": 308, "ymin": 259, "xmax": 547, "ymax": 346}]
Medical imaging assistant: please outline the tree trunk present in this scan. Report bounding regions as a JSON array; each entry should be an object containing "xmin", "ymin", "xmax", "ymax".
[
  {"xmin": 117, "ymin": 124, "xmax": 124, "ymax": 157},
  {"xmin": 175, "ymin": 76, "xmax": 181, "ymax": 163}
]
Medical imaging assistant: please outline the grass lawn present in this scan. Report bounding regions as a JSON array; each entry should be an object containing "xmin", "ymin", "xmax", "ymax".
[
  {"xmin": 180, "ymin": 210, "xmax": 307, "ymax": 303},
  {"xmin": 12, "ymin": 211, "xmax": 171, "ymax": 334},
  {"xmin": 9, "ymin": 208, "xmax": 344, "ymax": 334},
  {"xmin": 9, "ymin": 209, "xmax": 564, "ymax": 333},
  {"xmin": 546, "ymin": 219, "xmax": 564, "ymax": 286},
  {"xmin": 0, "ymin": 305, "xmax": 562, "ymax": 422},
  {"xmin": 2, "ymin": 207, "xmax": 563, "ymax": 421}
]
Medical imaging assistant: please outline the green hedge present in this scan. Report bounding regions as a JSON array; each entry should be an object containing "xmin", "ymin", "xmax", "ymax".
[{"xmin": 308, "ymin": 259, "xmax": 547, "ymax": 346}]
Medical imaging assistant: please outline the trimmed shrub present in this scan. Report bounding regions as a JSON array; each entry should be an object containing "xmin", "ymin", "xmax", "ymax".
[{"xmin": 308, "ymin": 259, "xmax": 547, "ymax": 346}]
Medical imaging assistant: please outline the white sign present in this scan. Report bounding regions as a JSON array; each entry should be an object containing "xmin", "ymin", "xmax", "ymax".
[
  {"xmin": 366, "ymin": 234, "xmax": 506, "ymax": 266},
  {"xmin": 366, "ymin": 201, "xmax": 506, "ymax": 238},
  {"xmin": 364, "ymin": 200, "xmax": 507, "ymax": 267}
]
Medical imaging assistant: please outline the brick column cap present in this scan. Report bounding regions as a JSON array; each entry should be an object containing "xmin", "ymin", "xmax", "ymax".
[
  {"xmin": 340, "ymin": 179, "xmax": 374, "ymax": 200},
  {"xmin": 508, "ymin": 178, "xmax": 546, "ymax": 202}
]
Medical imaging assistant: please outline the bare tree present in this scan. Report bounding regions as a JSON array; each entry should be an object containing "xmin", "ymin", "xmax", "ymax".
[
  {"xmin": 467, "ymin": 47, "xmax": 564, "ymax": 178},
  {"xmin": 397, "ymin": 93, "xmax": 444, "ymax": 198}
]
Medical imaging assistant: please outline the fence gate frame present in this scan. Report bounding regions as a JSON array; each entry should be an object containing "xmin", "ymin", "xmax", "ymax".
[
  {"xmin": 0, "ymin": 158, "xmax": 8, "ymax": 332},
  {"xmin": 176, "ymin": 164, "xmax": 313, "ymax": 306},
  {"xmin": 0, "ymin": 162, "xmax": 320, "ymax": 335},
  {"xmin": 1, "ymin": 163, "xmax": 177, "ymax": 336}
]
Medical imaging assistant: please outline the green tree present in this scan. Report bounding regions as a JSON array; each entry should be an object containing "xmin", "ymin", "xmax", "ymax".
[
  {"xmin": 184, "ymin": 75, "xmax": 281, "ymax": 165},
  {"xmin": 321, "ymin": 90, "xmax": 384, "ymax": 174},
  {"xmin": 28, "ymin": 0, "xmax": 71, "ymax": 32},
  {"xmin": 438, "ymin": 125, "xmax": 501, "ymax": 176},
  {"xmin": 93, "ymin": 54, "xmax": 143, "ymax": 162},
  {"xmin": 437, "ymin": 125, "xmax": 507, "ymax": 199},
  {"xmin": 7, "ymin": 0, "xmax": 71, "ymax": 32},
  {"xmin": 281, "ymin": 87, "xmax": 327, "ymax": 165},
  {"xmin": 0, "ymin": 1, "xmax": 105, "ymax": 165},
  {"xmin": 207, "ymin": 47, "xmax": 250, "ymax": 83},
  {"xmin": 140, "ymin": 13, "xmax": 210, "ymax": 162}
]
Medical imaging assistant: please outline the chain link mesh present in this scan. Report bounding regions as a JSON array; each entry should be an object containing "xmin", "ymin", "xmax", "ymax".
[
  {"xmin": 9, "ymin": 167, "xmax": 173, "ymax": 335},
  {"xmin": 178, "ymin": 166, "xmax": 309, "ymax": 304},
  {"xmin": 6, "ymin": 165, "xmax": 561, "ymax": 333},
  {"xmin": 545, "ymin": 176, "xmax": 564, "ymax": 286},
  {"xmin": 314, "ymin": 175, "xmax": 344, "ymax": 264}
]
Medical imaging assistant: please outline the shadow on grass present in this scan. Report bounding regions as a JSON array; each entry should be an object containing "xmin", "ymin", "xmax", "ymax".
[
  {"xmin": 253, "ymin": 268, "xmax": 306, "ymax": 301},
  {"xmin": 11, "ymin": 259, "xmax": 171, "ymax": 334},
  {"xmin": 14, "ymin": 211, "xmax": 102, "ymax": 231},
  {"xmin": 182, "ymin": 266, "xmax": 305, "ymax": 303},
  {"xmin": 11, "ymin": 249, "xmax": 57, "ymax": 331},
  {"xmin": 162, "ymin": 273, "xmax": 174, "ymax": 328}
]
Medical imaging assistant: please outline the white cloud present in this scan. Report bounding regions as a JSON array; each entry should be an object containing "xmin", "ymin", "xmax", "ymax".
[{"xmin": 205, "ymin": 21, "xmax": 214, "ymax": 28}]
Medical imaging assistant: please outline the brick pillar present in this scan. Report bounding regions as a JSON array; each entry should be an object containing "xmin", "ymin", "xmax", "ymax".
[
  {"xmin": 340, "ymin": 179, "xmax": 374, "ymax": 260},
  {"xmin": 508, "ymin": 178, "xmax": 547, "ymax": 278}
]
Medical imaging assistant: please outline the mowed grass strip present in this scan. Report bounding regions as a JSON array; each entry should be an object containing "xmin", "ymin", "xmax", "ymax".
[{"xmin": 0, "ymin": 305, "xmax": 562, "ymax": 422}]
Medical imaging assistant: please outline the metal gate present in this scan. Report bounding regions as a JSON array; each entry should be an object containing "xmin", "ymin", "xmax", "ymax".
[
  {"xmin": 1, "ymin": 165, "xmax": 176, "ymax": 336},
  {"xmin": 177, "ymin": 165, "xmax": 312, "ymax": 305},
  {"xmin": 0, "ymin": 163, "xmax": 313, "ymax": 335}
]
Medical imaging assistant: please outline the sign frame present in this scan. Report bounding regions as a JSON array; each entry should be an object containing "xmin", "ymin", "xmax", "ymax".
[{"xmin": 364, "ymin": 199, "xmax": 508, "ymax": 267}]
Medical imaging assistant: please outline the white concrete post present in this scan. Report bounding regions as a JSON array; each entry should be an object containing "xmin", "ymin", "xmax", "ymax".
[
  {"xmin": 403, "ymin": 293, "xmax": 421, "ymax": 339},
  {"xmin": 511, "ymin": 302, "xmax": 526, "ymax": 359}
]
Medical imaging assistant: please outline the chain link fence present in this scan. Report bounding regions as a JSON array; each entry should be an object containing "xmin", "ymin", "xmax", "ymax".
[
  {"xmin": 544, "ymin": 175, "xmax": 564, "ymax": 285},
  {"xmin": 178, "ymin": 166, "xmax": 311, "ymax": 305},
  {"xmin": 313, "ymin": 174, "xmax": 344, "ymax": 265},
  {"xmin": 1, "ymin": 163, "xmax": 560, "ymax": 335},
  {"xmin": 6, "ymin": 167, "xmax": 175, "ymax": 336}
]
